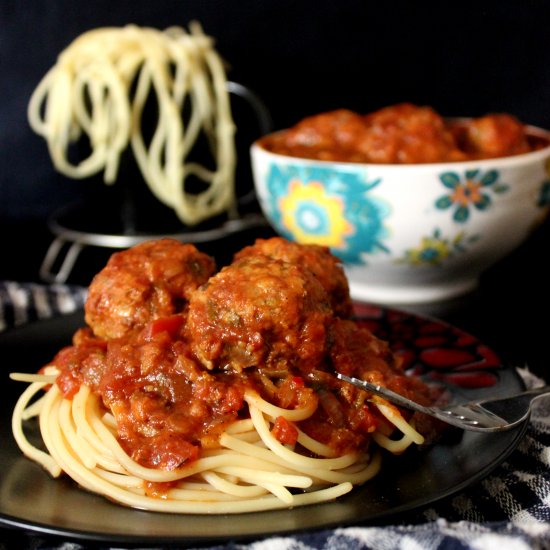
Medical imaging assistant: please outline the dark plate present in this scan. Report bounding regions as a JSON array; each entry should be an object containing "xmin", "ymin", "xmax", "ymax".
[{"xmin": 0, "ymin": 306, "xmax": 526, "ymax": 545}]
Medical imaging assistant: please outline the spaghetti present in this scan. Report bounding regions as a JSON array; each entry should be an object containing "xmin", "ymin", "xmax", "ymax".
[
  {"xmin": 11, "ymin": 374, "xmax": 386, "ymax": 513},
  {"xmin": 10, "ymin": 238, "xmax": 434, "ymax": 514},
  {"xmin": 27, "ymin": 23, "xmax": 237, "ymax": 225}
]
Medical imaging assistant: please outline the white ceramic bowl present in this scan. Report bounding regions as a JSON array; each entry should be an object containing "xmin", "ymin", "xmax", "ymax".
[{"xmin": 250, "ymin": 126, "xmax": 550, "ymax": 304}]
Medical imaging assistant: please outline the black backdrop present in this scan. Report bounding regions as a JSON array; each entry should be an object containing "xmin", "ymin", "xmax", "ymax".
[
  {"xmin": 2, "ymin": 0, "xmax": 550, "ymax": 280},
  {"xmin": 2, "ymin": 7, "xmax": 550, "ymax": 548}
]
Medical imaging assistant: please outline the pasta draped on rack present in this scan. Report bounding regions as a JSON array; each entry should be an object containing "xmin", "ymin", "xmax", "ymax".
[{"xmin": 28, "ymin": 23, "xmax": 237, "ymax": 226}]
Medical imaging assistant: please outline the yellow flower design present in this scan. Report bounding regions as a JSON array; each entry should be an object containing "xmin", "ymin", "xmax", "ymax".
[
  {"xmin": 405, "ymin": 236, "xmax": 451, "ymax": 266},
  {"xmin": 279, "ymin": 180, "xmax": 353, "ymax": 247},
  {"xmin": 266, "ymin": 164, "xmax": 390, "ymax": 264},
  {"xmin": 401, "ymin": 229, "xmax": 477, "ymax": 266}
]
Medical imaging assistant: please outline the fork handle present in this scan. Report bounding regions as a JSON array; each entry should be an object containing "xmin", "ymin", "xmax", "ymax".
[
  {"xmin": 483, "ymin": 385, "xmax": 550, "ymax": 403},
  {"xmin": 499, "ymin": 385, "xmax": 550, "ymax": 402},
  {"xmin": 521, "ymin": 385, "xmax": 550, "ymax": 404},
  {"xmin": 523, "ymin": 385, "xmax": 550, "ymax": 397},
  {"xmin": 478, "ymin": 384, "xmax": 550, "ymax": 426}
]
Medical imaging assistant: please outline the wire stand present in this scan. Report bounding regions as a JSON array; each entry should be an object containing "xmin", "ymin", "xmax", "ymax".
[{"xmin": 39, "ymin": 199, "xmax": 267, "ymax": 284}]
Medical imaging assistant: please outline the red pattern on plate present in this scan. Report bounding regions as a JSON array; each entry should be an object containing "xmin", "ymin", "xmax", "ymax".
[{"xmin": 352, "ymin": 302, "xmax": 501, "ymax": 388}]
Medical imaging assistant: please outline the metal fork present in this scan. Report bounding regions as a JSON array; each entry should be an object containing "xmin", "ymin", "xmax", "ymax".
[{"xmin": 336, "ymin": 373, "xmax": 550, "ymax": 432}]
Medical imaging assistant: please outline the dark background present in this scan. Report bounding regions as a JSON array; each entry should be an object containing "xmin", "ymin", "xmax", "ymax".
[
  {"xmin": 1, "ymin": 1, "xmax": 550, "ymax": 376},
  {"xmin": 2, "ymin": 0, "xmax": 550, "ymax": 280},
  {"xmin": 1, "ymin": 3, "xmax": 550, "ymax": 546}
]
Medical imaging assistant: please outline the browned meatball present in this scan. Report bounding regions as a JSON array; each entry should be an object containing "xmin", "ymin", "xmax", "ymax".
[
  {"xmin": 85, "ymin": 239, "xmax": 216, "ymax": 339},
  {"xmin": 185, "ymin": 254, "xmax": 332, "ymax": 374},
  {"xmin": 457, "ymin": 113, "xmax": 531, "ymax": 158},
  {"xmin": 260, "ymin": 109, "xmax": 374, "ymax": 162},
  {"xmin": 359, "ymin": 103, "xmax": 465, "ymax": 163},
  {"xmin": 288, "ymin": 109, "xmax": 365, "ymax": 146},
  {"xmin": 234, "ymin": 237, "xmax": 353, "ymax": 318}
]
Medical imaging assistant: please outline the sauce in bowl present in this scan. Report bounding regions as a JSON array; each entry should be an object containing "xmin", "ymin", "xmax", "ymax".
[{"xmin": 258, "ymin": 103, "xmax": 547, "ymax": 164}]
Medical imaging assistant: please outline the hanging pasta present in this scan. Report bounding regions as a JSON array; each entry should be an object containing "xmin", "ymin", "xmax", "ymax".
[{"xmin": 28, "ymin": 22, "xmax": 237, "ymax": 226}]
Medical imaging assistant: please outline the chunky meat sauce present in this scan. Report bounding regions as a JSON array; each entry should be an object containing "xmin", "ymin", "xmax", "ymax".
[
  {"xmin": 52, "ymin": 238, "xmax": 433, "ymax": 471},
  {"xmin": 259, "ymin": 103, "xmax": 545, "ymax": 163}
]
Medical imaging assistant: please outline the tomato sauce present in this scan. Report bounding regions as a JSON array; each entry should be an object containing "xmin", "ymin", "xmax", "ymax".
[
  {"xmin": 51, "ymin": 238, "xmax": 435, "ymax": 471},
  {"xmin": 259, "ymin": 103, "xmax": 546, "ymax": 164}
]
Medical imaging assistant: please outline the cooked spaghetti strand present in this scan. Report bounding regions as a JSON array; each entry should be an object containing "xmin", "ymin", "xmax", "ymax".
[{"xmin": 28, "ymin": 23, "xmax": 236, "ymax": 225}]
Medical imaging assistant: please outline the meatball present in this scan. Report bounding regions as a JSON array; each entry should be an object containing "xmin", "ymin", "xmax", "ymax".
[
  {"xmin": 185, "ymin": 254, "xmax": 332, "ymax": 374},
  {"xmin": 359, "ymin": 103, "xmax": 465, "ymax": 163},
  {"xmin": 85, "ymin": 239, "xmax": 216, "ymax": 339},
  {"xmin": 259, "ymin": 109, "xmax": 374, "ymax": 162},
  {"xmin": 457, "ymin": 113, "xmax": 531, "ymax": 158},
  {"xmin": 279, "ymin": 109, "xmax": 371, "ymax": 161},
  {"xmin": 234, "ymin": 237, "xmax": 353, "ymax": 318},
  {"xmin": 327, "ymin": 318, "xmax": 402, "ymax": 384}
]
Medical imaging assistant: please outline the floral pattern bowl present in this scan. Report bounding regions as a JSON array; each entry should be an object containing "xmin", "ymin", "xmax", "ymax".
[{"xmin": 250, "ymin": 126, "xmax": 550, "ymax": 304}]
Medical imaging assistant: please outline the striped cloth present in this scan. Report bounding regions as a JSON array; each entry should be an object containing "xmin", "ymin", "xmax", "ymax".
[
  {"xmin": 0, "ymin": 281, "xmax": 87, "ymax": 332},
  {"xmin": 0, "ymin": 282, "xmax": 549, "ymax": 550}
]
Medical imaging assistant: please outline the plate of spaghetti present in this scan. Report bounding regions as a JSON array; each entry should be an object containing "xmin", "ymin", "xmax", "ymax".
[{"xmin": 1, "ymin": 238, "xmax": 526, "ymax": 545}]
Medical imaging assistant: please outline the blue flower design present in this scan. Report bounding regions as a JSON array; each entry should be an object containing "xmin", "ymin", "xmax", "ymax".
[
  {"xmin": 435, "ymin": 169, "xmax": 509, "ymax": 223},
  {"xmin": 265, "ymin": 164, "xmax": 390, "ymax": 265}
]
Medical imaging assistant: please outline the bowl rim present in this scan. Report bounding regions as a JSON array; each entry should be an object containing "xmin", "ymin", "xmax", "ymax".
[{"xmin": 251, "ymin": 123, "xmax": 550, "ymax": 171}]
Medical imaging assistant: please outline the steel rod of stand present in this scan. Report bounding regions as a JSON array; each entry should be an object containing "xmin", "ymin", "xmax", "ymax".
[{"xmin": 39, "ymin": 238, "xmax": 85, "ymax": 284}]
